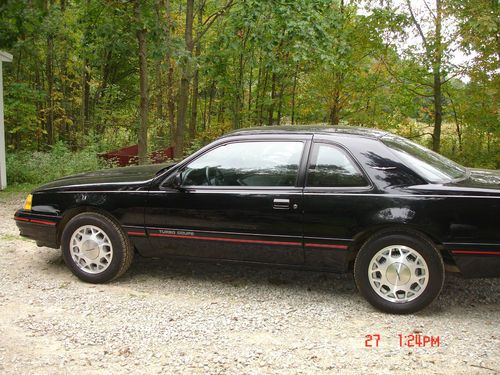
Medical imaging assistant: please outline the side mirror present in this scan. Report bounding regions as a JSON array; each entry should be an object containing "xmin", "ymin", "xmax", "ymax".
[{"xmin": 171, "ymin": 171, "xmax": 183, "ymax": 189}]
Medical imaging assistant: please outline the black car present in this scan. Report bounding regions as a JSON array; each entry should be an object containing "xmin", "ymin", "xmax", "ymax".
[{"xmin": 14, "ymin": 126, "xmax": 500, "ymax": 314}]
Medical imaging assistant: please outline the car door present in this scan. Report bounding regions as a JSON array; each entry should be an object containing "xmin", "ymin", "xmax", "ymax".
[
  {"xmin": 302, "ymin": 140, "xmax": 374, "ymax": 271},
  {"xmin": 144, "ymin": 135, "xmax": 311, "ymax": 264}
]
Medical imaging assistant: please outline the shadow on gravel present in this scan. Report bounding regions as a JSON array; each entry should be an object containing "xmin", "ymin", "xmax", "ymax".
[
  {"xmin": 127, "ymin": 256, "xmax": 499, "ymax": 309},
  {"xmin": 124, "ymin": 255, "xmax": 358, "ymax": 295},
  {"xmin": 43, "ymin": 250, "xmax": 499, "ymax": 312}
]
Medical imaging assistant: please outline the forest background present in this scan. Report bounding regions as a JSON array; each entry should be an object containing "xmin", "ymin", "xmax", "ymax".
[{"xmin": 0, "ymin": 0, "xmax": 498, "ymax": 189}]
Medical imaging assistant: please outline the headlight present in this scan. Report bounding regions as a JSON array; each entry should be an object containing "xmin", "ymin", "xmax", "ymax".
[{"xmin": 23, "ymin": 194, "xmax": 32, "ymax": 211}]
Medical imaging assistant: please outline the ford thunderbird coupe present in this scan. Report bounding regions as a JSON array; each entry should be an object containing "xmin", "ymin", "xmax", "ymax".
[{"xmin": 14, "ymin": 126, "xmax": 500, "ymax": 314}]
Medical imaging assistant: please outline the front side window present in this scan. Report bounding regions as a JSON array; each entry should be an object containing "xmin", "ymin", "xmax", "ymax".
[
  {"xmin": 307, "ymin": 143, "xmax": 368, "ymax": 187},
  {"xmin": 182, "ymin": 141, "xmax": 304, "ymax": 187}
]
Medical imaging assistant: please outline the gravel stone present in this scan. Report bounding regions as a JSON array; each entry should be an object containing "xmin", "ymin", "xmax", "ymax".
[{"xmin": 0, "ymin": 192, "xmax": 499, "ymax": 374}]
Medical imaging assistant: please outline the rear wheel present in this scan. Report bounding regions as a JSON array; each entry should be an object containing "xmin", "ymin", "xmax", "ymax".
[
  {"xmin": 61, "ymin": 212, "xmax": 133, "ymax": 283},
  {"xmin": 354, "ymin": 231, "xmax": 444, "ymax": 314}
]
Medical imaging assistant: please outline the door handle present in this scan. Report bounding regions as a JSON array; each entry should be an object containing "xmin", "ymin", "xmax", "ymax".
[{"xmin": 273, "ymin": 198, "xmax": 290, "ymax": 210}]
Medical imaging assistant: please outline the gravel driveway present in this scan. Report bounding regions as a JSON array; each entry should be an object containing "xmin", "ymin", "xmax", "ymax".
[{"xmin": 1, "ymin": 192, "xmax": 499, "ymax": 374}]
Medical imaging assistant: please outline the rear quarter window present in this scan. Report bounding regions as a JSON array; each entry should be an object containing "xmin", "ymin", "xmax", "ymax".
[{"xmin": 307, "ymin": 143, "xmax": 369, "ymax": 188}]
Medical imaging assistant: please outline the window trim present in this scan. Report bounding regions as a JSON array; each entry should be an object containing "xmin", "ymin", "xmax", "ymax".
[
  {"xmin": 304, "ymin": 140, "xmax": 373, "ymax": 191},
  {"xmin": 169, "ymin": 139, "xmax": 309, "ymax": 190}
]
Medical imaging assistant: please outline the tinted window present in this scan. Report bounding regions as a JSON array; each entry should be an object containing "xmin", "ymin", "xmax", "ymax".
[
  {"xmin": 382, "ymin": 135, "xmax": 467, "ymax": 183},
  {"xmin": 182, "ymin": 141, "xmax": 304, "ymax": 187},
  {"xmin": 307, "ymin": 143, "xmax": 368, "ymax": 187}
]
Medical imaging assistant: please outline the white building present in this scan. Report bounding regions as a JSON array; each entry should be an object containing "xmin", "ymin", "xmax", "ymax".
[{"xmin": 0, "ymin": 51, "xmax": 13, "ymax": 190}]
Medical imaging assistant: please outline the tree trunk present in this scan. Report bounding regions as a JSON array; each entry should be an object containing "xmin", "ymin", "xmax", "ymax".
[
  {"xmin": 329, "ymin": 86, "xmax": 341, "ymax": 125},
  {"xmin": 406, "ymin": 0, "xmax": 443, "ymax": 152},
  {"xmin": 35, "ymin": 64, "xmax": 43, "ymax": 149},
  {"xmin": 155, "ymin": 66, "xmax": 164, "ymax": 121},
  {"xmin": 92, "ymin": 49, "xmax": 113, "ymax": 135},
  {"xmin": 432, "ymin": 70, "xmax": 442, "ymax": 152},
  {"xmin": 15, "ymin": 49, "xmax": 22, "ymax": 82},
  {"xmin": 81, "ymin": 0, "xmax": 91, "ymax": 135},
  {"xmin": 155, "ymin": 1, "xmax": 164, "ymax": 130},
  {"xmin": 155, "ymin": 64, "xmax": 166, "ymax": 146},
  {"xmin": 248, "ymin": 54, "xmax": 253, "ymax": 112},
  {"xmin": 175, "ymin": 68, "xmax": 191, "ymax": 158},
  {"xmin": 329, "ymin": 73, "xmax": 343, "ymax": 125},
  {"xmin": 207, "ymin": 81, "xmax": 215, "ymax": 129},
  {"xmin": 202, "ymin": 86, "xmax": 208, "ymax": 130},
  {"xmin": 174, "ymin": 0, "xmax": 194, "ymax": 158},
  {"xmin": 136, "ymin": 1, "xmax": 149, "ymax": 164},
  {"xmin": 432, "ymin": 0, "xmax": 443, "ymax": 152},
  {"xmin": 188, "ymin": 4, "xmax": 203, "ymax": 140},
  {"xmin": 45, "ymin": 0, "xmax": 54, "ymax": 146},
  {"xmin": 254, "ymin": 55, "xmax": 263, "ymax": 124},
  {"xmin": 258, "ymin": 70, "xmax": 268, "ymax": 126},
  {"xmin": 59, "ymin": 0, "xmax": 70, "ymax": 141},
  {"xmin": 188, "ymin": 64, "xmax": 199, "ymax": 138},
  {"xmin": 162, "ymin": 0, "xmax": 176, "ymax": 144},
  {"xmin": 232, "ymin": 30, "xmax": 248, "ymax": 129},
  {"xmin": 447, "ymin": 92, "xmax": 462, "ymax": 151},
  {"xmin": 166, "ymin": 62, "xmax": 175, "ymax": 141},
  {"xmin": 329, "ymin": 96, "xmax": 340, "ymax": 125},
  {"xmin": 81, "ymin": 59, "xmax": 90, "ymax": 134},
  {"xmin": 217, "ymin": 88, "xmax": 225, "ymax": 124},
  {"xmin": 276, "ymin": 80, "xmax": 285, "ymax": 125},
  {"xmin": 268, "ymin": 72, "xmax": 276, "ymax": 125},
  {"xmin": 46, "ymin": 37, "xmax": 54, "ymax": 145},
  {"xmin": 291, "ymin": 64, "xmax": 298, "ymax": 125},
  {"xmin": 232, "ymin": 50, "xmax": 245, "ymax": 129}
]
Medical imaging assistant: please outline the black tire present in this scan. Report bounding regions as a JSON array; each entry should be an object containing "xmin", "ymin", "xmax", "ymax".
[
  {"xmin": 61, "ymin": 212, "xmax": 133, "ymax": 283},
  {"xmin": 354, "ymin": 230, "xmax": 444, "ymax": 314}
]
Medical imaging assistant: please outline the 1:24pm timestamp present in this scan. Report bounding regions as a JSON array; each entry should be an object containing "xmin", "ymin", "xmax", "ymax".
[{"xmin": 365, "ymin": 334, "xmax": 440, "ymax": 348}]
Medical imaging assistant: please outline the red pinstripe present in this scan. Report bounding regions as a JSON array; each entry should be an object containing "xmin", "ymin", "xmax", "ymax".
[
  {"xmin": 149, "ymin": 233, "xmax": 302, "ymax": 246},
  {"xmin": 304, "ymin": 243, "xmax": 348, "ymax": 249},
  {"xmin": 15, "ymin": 217, "xmax": 56, "ymax": 226},
  {"xmin": 452, "ymin": 250, "xmax": 499, "ymax": 255},
  {"xmin": 127, "ymin": 231, "xmax": 147, "ymax": 236}
]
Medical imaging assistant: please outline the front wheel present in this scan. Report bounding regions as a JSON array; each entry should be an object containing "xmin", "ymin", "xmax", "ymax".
[
  {"xmin": 61, "ymin": 212, "xmax": 133, "ymax": 283},
  {"xmin": 354, "ymin": 232, "xmax": 444, "ymax": 314}
]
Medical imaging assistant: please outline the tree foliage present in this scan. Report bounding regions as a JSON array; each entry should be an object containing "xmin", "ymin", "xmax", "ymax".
[{"xmin": 0, "ymin": 0, "xmax": 498, "ymax": 169}]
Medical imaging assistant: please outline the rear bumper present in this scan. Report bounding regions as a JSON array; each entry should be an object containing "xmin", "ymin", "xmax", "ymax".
[
  {"xmin": 445, "ymin": 243, "xmax": 500, "ymax": 278},
  {"xmin": 14, "ymin": 210, "xmax": 61, "ymax": 249}
]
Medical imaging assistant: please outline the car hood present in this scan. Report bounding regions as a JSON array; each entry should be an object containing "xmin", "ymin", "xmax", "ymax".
[
  {"xmin": 35, "ymin": 162, "xmax": 176, "ymax": 192},
  {"xmin": 447, "ymin": 168, "xmax": 500, "ymax": 191}
]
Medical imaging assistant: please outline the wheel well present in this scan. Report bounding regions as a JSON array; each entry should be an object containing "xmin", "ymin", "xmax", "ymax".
[
  {"xmin": 346, "ymin": 225, "xmax": 457, "ymax": 271},
  {"xmin": 56, "ymin": 206, "xmax": 121, "ymax": 247}
]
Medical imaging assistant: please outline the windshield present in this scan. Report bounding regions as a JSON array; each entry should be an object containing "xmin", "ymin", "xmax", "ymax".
[{"xmin": 381, "ymin": 135, "xmax": 467, "ymax": 183}]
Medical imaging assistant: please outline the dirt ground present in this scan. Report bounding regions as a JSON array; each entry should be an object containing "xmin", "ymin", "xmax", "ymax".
[{"xmin": 0, "ymin": 191, "xmax": 499, "ymax": 374}]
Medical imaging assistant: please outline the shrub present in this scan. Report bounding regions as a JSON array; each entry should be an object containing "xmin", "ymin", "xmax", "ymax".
[{"xmin": 6, "ymin": 141, "xmax": 113, "ymax": 186}]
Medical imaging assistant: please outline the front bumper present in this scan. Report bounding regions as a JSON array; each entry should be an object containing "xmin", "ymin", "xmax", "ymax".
[{"xmin": 14, "ymin": 210, "xmax": 61, "ymax": 248}]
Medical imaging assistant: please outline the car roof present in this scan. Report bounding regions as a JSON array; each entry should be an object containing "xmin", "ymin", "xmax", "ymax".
[{"xmin": 224, "ymin": 124, "xmax": 389, "ymax": 139}]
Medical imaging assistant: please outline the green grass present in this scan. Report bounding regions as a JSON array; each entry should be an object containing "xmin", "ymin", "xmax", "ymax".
[
  {"xmin": 1, "ymin": 183, "xmax": 36, "ymax": 193},
  {"xmin": 0, "ymin": 233, "xmax": 30, "ymax": 241}
]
